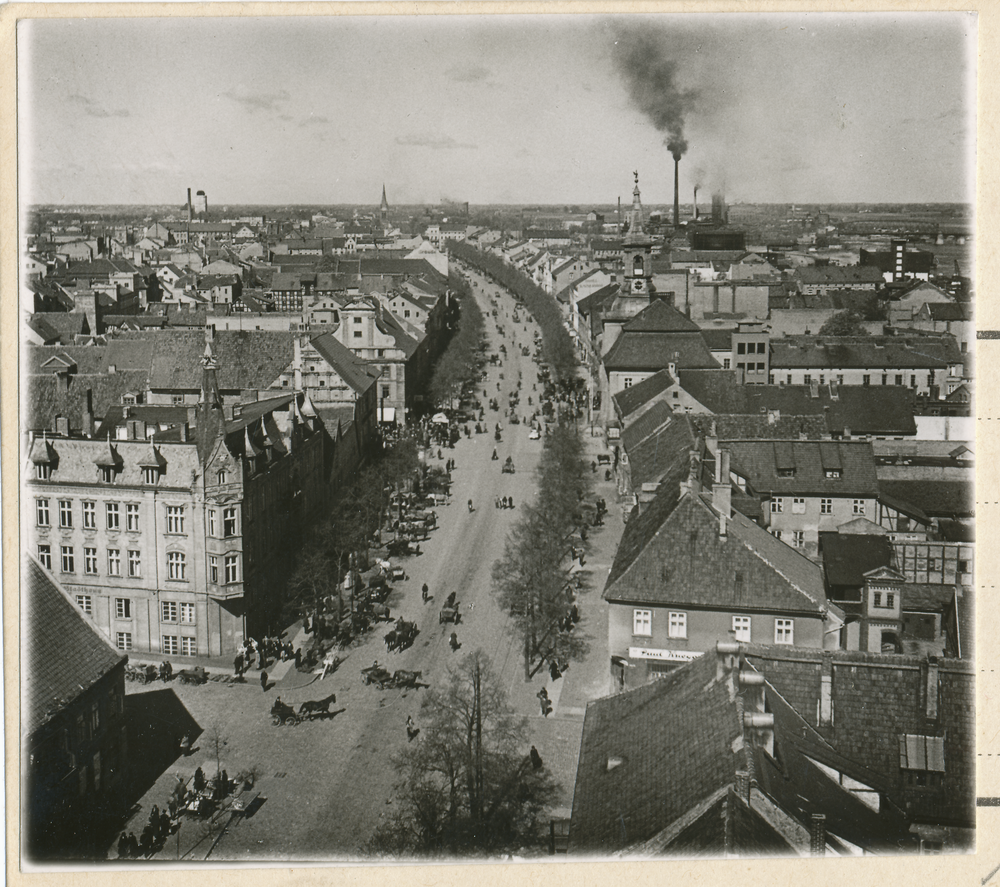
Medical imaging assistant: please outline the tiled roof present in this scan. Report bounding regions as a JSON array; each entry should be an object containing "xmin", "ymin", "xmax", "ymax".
[
  {"xmin": 795, "ymin": 266, "xmax": 884, "ymax": 285},
  {"xmin": 360, "ymin": 258, "xmax": 443, "ymax": 280},
  {"xmin": 877, "ymin": 480, "xmax": 973, "ymax": 519},
  {"xmin": 575, "ymin": 282, "xmax": 619, "ymax": 315},
  {"xmin": 28, "ymin": 312, "xmax": 88, "ymax": 343},
  {"xmin": 723, "ymin": 440, "xmax": 879, "ymax": 498},
  {"xmin": 310, "ymin": 332, "xmax": 379, "ymax": 393},
  {"xmin": 745, "ymin": 646, "xmax": 975, "ymax": 828},
  {"xmin": 624, "ymin": 410, "xmax": 696, "ymax": 491},
  {"xmin": 569, "ymin": 652, "xmax": 745, "ymax": 852},
  {"xmin": 699, "ymin": 327, "xmax": 734, "ymax": 351},
  {"xmin": 670, "ymin": 250, "xmax": 746, "ymax": 264},
  {"xmin": 613, "ymin": 369, "xmax": 674, "ymax": 418},
  {"xmin": 926, "ymin": 303, "xmax": 970, "ymax": 322},
  {"xmin": 820, "ymin": 533, "xmax": 894, "ymax": 588},
  {"xmin": 374, "ymin": 309, "xmax": 421, "ymax": 358},
  {"xmin": 690, "ymin": 413, "xmax": 828, "ymax": 441},
  {"xmin": 603, "ymin": 331, "xmax": 720, "ymax": 372},
  {"xmin": 605, "ymin": 490, "xmax": 828, "ymax": 614},
  {"xmin": 621, "ymin": 299, "xmax": 701, "ymax": 333},
  {"xmin": 677, "ymin": 371, "xmax": 917, "ymax": 436},
  {"xmin": 770, "ymin": 336, "xmax": 960, "ymax": 370},
  {"xmin": 24, "ymin": 557, "xmax": 126, "ymax": 735}
]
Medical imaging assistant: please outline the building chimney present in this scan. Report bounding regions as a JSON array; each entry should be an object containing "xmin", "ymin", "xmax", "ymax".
[
  {"xmin": 673, "ymin": 155, "xmax": 680, "ymax": 228},
  {"xmin": 819, "ymin": 657, "xmax": 834, "ymax": 726},
  {"xmin": 179, "ymin": 422, "xmax": 189, "ymax": 443},
  {"xmin": 82, "ymin": 388, "xmax": 95, "ymax": 437},
  {"xmin": 715, "ymin": 640, "xmax": 740, "ymax": 681},
  {"xmin": 187, "ymin": 188, "xmax": 193, "ymax": 223},
  {"xmin": 739, "ymin": 670, "xmax": 766, "ymax": 712},
  {"xmin": 810, "ymin": 380, "xmax": 821, "ymax": 399},
  {"xmin": 186, "ymin": 406, "xmax": 197, "ymax": 427},
  {"xmin": 925, "ymin": 656, "xmax": 939, "ymax": 720},
  {"xmin": 55, "ymin": 415, "xmax": 70, "ymax": 436},
  {"xmin": 810, "ymin": 814, "xmax": 826, "ymax": 857},
  {"xmin": 693, "ymin": 185, "xmax": 699, "ymax": 220}
]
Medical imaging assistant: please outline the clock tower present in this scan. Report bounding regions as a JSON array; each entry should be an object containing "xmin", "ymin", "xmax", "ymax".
[{"xmin": 622, "ymin": 172, "xmax": 655, "ymax": 298}]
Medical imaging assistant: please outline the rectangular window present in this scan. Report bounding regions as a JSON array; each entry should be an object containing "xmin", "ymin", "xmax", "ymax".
[
  {"xmin": 125, "ymin": 503, "xmax": 140, "ymax": 531},
  {"xmin": 106, "ymin": 502, "xmax": 120, "ymax": 530},
  {"xmin": 116, "ymin": 632, "xmax": 133, "ymax": 651},
  {"xmin": 61, "ymin": 545, "xmax": 75, "ymax": 573},
  {"xmin": 98, "ymin": 466, "xmax": 114, "ymax": 483},
  {"xmin": 793, "ymin": 531, "xmax": 805, "ymax": 548},
  {"xmin": 873, "ymin": 592, "xmax": 882, "ymax": 607},
  {"xmin": 143, "ymin": 467, "xmax": 158, "ymax": 485},
  {"xmin": 161, "ymin": 635, "xmax": 179, "ymax": 655},
  {"xmin": 59, "ymin": 499, "xmax": 73, "ymax": 528},
  {"xmin": 127, "ymin": 550, "xmax": 141, "ymax": 577},
  {"xmin": 825, "ymin": 469, "xmax": 842, "ymax": 479},
  {"xmin": 36, "ymin": 464, "xmax": 52, "ymax": 480},
  {"xmin": 208, "ymin": 509, "xmax": 217, "ymax": 537},
  {"xmin": 792, "ymin": 497, "xmax": 806, "ymax": 514},
  {"xmin": 75, "ymin": 594, "xmax": 92, "ymax": 615},
  {"xmin": 633, "ymin": 609, "xmax": 652, "ymax": 637},
  {"xmin": 225, "ymin": 553, "xmax": 240, "ymax": 584},
  {"xmin": 353, "ymin": 330, "xmax": 363, "ymax": 338},
  {"xmin": 83, "ymin": 501, "xmax": 96, "ymax": 529},
  {"xmin": 668, "ymin": 611, "xmax": 687, "ymax": 639},
  {"xmin": 911, "ymin": 375, "xmax": 917, "ymax": 388},
  {"xmin": 853, "ymin": 499, "xmax": 866, "ymax": 515},
  {"xmin": 107, "ymin": 548, "xmax": 121, "ymax": 576},
  {"xmin": 733, "ymin": 616, "xmax": 751, "ymax": 642},
  {"xmin": 36, "ymin": 498, "xmax": 50, "ymax": 527},
  {"xmin": 171, "ymin": 395, "xmax": 185, "ymax": 406},
  {"xmin": 38, "ymin": 544, "xmax": 52, "ymax": 570},
  {"xmin": 958, "ymin": 559, "xmax": 970, "ymax": 574},
  {"xmin": 223, "ymin": 507, "xmax": 238, "ymax": 537},
  {"xmin": 775, "ymin": 619, "xmax": 794, "ymax": 645},
  {"xmin": 180, "ymin": 637, "xmax": 197, "ymax": 656},
  {"xmin": 786, "ymin": 374, "xmax": 793, "ymax": 385},
  {"xmin": 928, "ymin": 558, "xmax": 937, "ymax": 571},
  {"xmin": 115, "ymin": 598, "xmax": 131, "ymax": 619},
  {"xmin": 895, "ymin": 374, "xmax": 903, "ymax": 386},
  {"xmin": 820, "ymin": 498, "xmax": 833, "ymax": 515},
  {"xmin": 723, "ymin": 358, "xmax": 731, "ymax": 369},
  {"xmin": 161, "ymin": 601, "xmax": 178, "ymax": 622},
  {"xmin": 209, "ymin": 555, "xmax": 219, "ymax": 584},
  {"xmin": 84, "ymin": 547, "xmax": 98, "ymax": 574},
  {"xmin": 882, "ymin": 374, "xmax": 888, "ymax": 386},
  {"xmin": 886, "ymin": 593, "xmax": 895, "ymax": 608},
  {"xmin": 803, "ymin": 374, "xmax": 811, "ymax": 385},
  {"xmin": 771, "ymin": 498, "xmax": 784, "ymax": 514},
  {"xmin": 166, "ymin": 505, "xmax": 185, "ymax": 534},
  {"xmin": 167, "ymin": 552, "xmax": 186, "ymax": 580},
  {"xmin": 737, "ymin": 342, "xmax": 746, "ymax": 354},
  {"xmin": 756, "ymin": 362, "xmax": 765, "ymax": 372},
  {"xmin": 623, "ymin": 377, "xmax": 633, "ymax": 389},
  {"xmin": 179, "ymin": 602, "xmax": 195, "ymax": 624}
]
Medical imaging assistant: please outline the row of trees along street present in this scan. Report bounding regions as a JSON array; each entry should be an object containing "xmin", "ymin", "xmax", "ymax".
[
  {"xmin": 365, "ymin": 651, "xmax": 557, "ymax": 856},
  {"xmin": 427, "ymin": 271, "xmax": 486, "ymax": 409}
]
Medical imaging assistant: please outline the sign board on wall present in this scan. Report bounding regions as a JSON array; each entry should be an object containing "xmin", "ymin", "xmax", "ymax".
[{"xmin": 629, "ymin": 647, "xmax": 702, "ymax": 663}]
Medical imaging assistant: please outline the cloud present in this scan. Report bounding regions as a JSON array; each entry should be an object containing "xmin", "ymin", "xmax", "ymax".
[
  {"xmin": 395, "ymin": 134, "xmax": 477, "ymax": 150},
  {"xmin": 222, "ymin": 89, "xmax": 291, "ymax": 113},
  {"xmin": 67, "ymin": 94, "xmax": 130, "ymax": 118},
  {"xmin": 300, "ymin": 116, "xmax": 329, "ymax": 127},
  {"xmin": 445, "ymin": 63, "xmax": 491, "ymax": 83}
]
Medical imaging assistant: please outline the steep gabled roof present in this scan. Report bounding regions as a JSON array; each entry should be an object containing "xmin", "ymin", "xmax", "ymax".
[
  {"xmin": 724, "ymin": 440, "xmax": 879, "ymax": 498},
  {"xmin": 621, "ymin": 298, "xmax": 701, "ymax": 333},
  {"xmin": 820, "ymin": 533, "xmax": 895, "ymax": 589},
  {"xmin": 604, "ymin": 330, "xmax": 720, "ymax": 373},
  {"xmin": 605, "ymin": 490, "xmax": 828, "ymax": 614},
  {"xmin": 310, "ymin": 332, "xmax": 379, "ymax": 394},
  {"xmin": 877, "ymin": 480, "xmax": 974, "ymax": 519},
  {"xmin": 613, "ymin": 369, "xmax": 674, "ymax": 419},
  {"xmin": 24, "ymin": 557, "xmax": 126, "ymax": 735}
]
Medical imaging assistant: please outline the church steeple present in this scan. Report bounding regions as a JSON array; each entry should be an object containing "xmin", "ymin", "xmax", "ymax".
[
  {"xmin": 621, "ymin": 172, "xmax": 655, "ymax": 299},
  {"xmin": 380, "ymin": 184, "xmax": 389, "ymax": 229},
  {"xmin": 196, "ymin": 335, "xmax": 226, "ymax": 465}
]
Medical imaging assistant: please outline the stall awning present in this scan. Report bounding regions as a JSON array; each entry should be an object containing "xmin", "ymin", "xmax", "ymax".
[{"xmin": 378, "ymin": 408, "xmax": 396, "ymax": 422}]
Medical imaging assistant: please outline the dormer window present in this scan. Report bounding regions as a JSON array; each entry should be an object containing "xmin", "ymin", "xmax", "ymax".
[
  {"xmin": 217, "ymin": 469, "xmax": 228, "ymax": 485},
  {"xmin": 98, "ymin": 466, "xmax": 114, "ymax": 483},
  {"xmin": 824, "ymin": 469, "xmax": 842, "ymax": 479},
  {"xmin": 143, "ymin": 467, "xmax": 158, "ymax": 485},
  {"xmin": 777, "ymin": 468, "xmax": 795, "ymax": 478},
  {"xmin": 36, "ymin": 464, "xmax": 52, "ymax": 481}
]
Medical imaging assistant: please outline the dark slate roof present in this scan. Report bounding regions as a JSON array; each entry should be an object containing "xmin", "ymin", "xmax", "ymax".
[
  {"xmin": 603, "ymin": 331, "xmax": 720, "ymax": 372},
  {"xmin": 690, "ymin": 413, "xmax": 828, "ymax": 441},
  {"xmin": 770, "ymin": 336, "xmax": 960, "ymax": 370},
  {"xmin": 605, "ymin": 491, "xmax": 828, "ymax": 614},
  {"xmin": 926, "ymin": 303, "xmax": 970, "ymax": 321},
  {"xmin": 795, "ymin": 266, "xmax": 884, "ymax": 285},
  {"xmin": 24, "ymin": 557, "xmax": 126, "ymax": 735},
  {"xmin": 569, "ymin": 652, "xmax": 745, "ymax": 853},
  {"xmin": 900, "ymin": 583, "xmax": 957, "ymax": 612},
  {"xmin": 620, "ymin": 401, "xmax": 674, "ymax": 453},
  {"xmin": 28, "ymin": 312, "xmax": 88, "ymax": 343},
  {"xmin": 724, "ymin": 440, "xmax": 879, "ymax": 498},
  {"xmin": 360, "ymin": 258, "xmax": 444, "ymax": 280},
  {"xmin": 699, "ymin": 327, "xmax": 734, "ymax": 351},
  {"xmin": 820, "ymin": 533, "xmax": 894, "ymax": 588},
  {"xmin": 621, "ymin": 299, "xmax": 701, "ymax": 333},
  {"xmin": 877, "ymin": 480, "xmax": 974, "ymax": 519},
  {"xmin": 670, "ymin": 249, "xmax": 746, "ymax": 264},
  {"xmin": 26, "ymin": 369, "xmax": 151, "ymax": 433},
  {"xmin": 310, "ymin": 332, "xmax": 379, "ymax": 393},
  {"xmin": 677, "ymin": 371, "xmax": 917, "ymax": 436},
  {"xmin": 745, "ymin": 646, "xmax": 975, "ymax": 829},
  {"xmin": 575, "ymin": 282, "xmax": 619, "ymax": 315},
  {"xmin": 374, "ymin": 309, "xmax": 421, "ymax": 358},
  {"xmin": 613, "ymin": 369, "xmax": 675, "ymax": 418},
  {"xmin": 626, "ymin": 413, "xmax": 697, "ymax": 491}
]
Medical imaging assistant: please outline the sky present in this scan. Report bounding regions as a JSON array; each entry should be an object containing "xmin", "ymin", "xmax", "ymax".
[{"xmin": 18, "ymin": 12, "xmax": 976, "ymax": 207}]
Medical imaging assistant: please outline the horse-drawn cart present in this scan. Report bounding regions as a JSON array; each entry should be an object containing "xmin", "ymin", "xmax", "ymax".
[
  {"xmin": 361, "ymin": 663, "xmax": 393, "ymax": 689},
  {"xmin": 178, "ymin": 666, "xmax": 208, "ymax": 685},
  {"xmin": 439, "ymin": 604, "xmax": 461, "ymax": 625},
  {"xmin": 270, "ymin": 698, "xmax": 299, "ymax": 726}
]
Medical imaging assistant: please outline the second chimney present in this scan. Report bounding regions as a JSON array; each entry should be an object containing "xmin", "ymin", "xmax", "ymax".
[{"xmin": 673, "ymin": 155, "xmax": 680, "ymax": 228}]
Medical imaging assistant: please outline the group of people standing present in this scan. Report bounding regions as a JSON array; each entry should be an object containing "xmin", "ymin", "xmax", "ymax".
[
  {"xmin": 233, "ymin": 636, "xmax": 297, "ymax": 678},
  {"xmin": 494, "ymin": 496, "xmax": 515, "ymax": 510}
]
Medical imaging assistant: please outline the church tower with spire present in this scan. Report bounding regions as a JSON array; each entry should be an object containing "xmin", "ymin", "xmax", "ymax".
[
  {"xmin": 621, "ymin": 172, "xmax": 655, "ymax": 299},
  {"xmin": 379, "ymin": 184, "xmax": 389, "ymax": 231}
]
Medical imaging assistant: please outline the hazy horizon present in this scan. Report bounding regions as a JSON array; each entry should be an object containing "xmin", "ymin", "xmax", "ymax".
[{"xmin": 19, "ymin": 12, "xmax": 976, "ymax": 207}]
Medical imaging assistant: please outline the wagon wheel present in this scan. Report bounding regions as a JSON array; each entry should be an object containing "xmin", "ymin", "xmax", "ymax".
[
  {"xmin": 271, "ymin": 714, "xmax": 282, "ymax": 726},
  {"xmin": 286, "ymin": 715, "xmax": 299, "ymax": 727}
]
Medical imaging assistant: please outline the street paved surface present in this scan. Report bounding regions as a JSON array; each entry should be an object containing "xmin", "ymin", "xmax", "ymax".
[{"xmin": 120, "ymin": 264, "xmax": 625, "ymax": 860}]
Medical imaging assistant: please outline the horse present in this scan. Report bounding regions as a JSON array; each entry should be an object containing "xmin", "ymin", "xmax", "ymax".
[
  {"xmin": 298, "ymin": 694, "xmax": 337, "ymax": 719},
  {"xmin": 384, "ymin": 629, "xmax": 399, "ymax": 652}
]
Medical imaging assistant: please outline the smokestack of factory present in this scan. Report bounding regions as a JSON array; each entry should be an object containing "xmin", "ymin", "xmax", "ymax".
[
  {"xmin": 187, "ymin": 188, "xmax": 192, "ymax": 223},
  {"xmin": 694, "ymin": 185, "xmax": 699, "ymax": 220},
  {"xmin": 672, "ymin": 151, "xmax": 681, "ymax": 228}
]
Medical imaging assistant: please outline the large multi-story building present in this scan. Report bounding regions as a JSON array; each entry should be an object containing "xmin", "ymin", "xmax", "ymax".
[{"xmin": 24, "ymin": 346, "xmax": 327, "ymax": 658}]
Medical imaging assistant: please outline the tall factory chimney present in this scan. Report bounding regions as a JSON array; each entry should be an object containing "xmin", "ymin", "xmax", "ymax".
[
  {"xmin": 694, "ymin": 185, "xmax": 699, "ymax": 220},
  {"xmin": 673, "ymin": 153, "xmax": 681, "ymax": 228},
  {"xmin": 617, "ymin": 196, "xmax": 621, "ymax": 234},
  {"xmin": 187, "ymin": 188, "xmax": 193, "ymax": 223}
]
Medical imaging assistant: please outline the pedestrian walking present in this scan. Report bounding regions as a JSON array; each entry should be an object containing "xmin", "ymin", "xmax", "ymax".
[
  {"xmin": 194, "ymin": 767, "xmax": 205, "ymax": 792},
  {"xmin": 234, "ymin": 652, "xmax": 244, "ymax": 677},
  {"xmin": 260, "ymin": 669, "xmax": 269, "ymax": 692},
  {"xmin": 530, "ymin": 746, "xmax": 543, "ymax": 770},
  {"xmin": 294, "ymin": 647, "xmax": 302, "ymax": 668},
  {"xmin": 422, "ymin": 583, "xmax": 429, "ymax": 603}
]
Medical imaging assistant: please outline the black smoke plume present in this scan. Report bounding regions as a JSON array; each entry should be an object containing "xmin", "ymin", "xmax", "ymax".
[{"xmin": 612, "ymin": 29, "xmax": 697, "ymax": 158}]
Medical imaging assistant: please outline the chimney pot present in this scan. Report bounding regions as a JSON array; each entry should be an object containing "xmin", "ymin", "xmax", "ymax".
[{"xmin": 810, "ymin": 814, "xmax": 827, "ymax": 857}]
